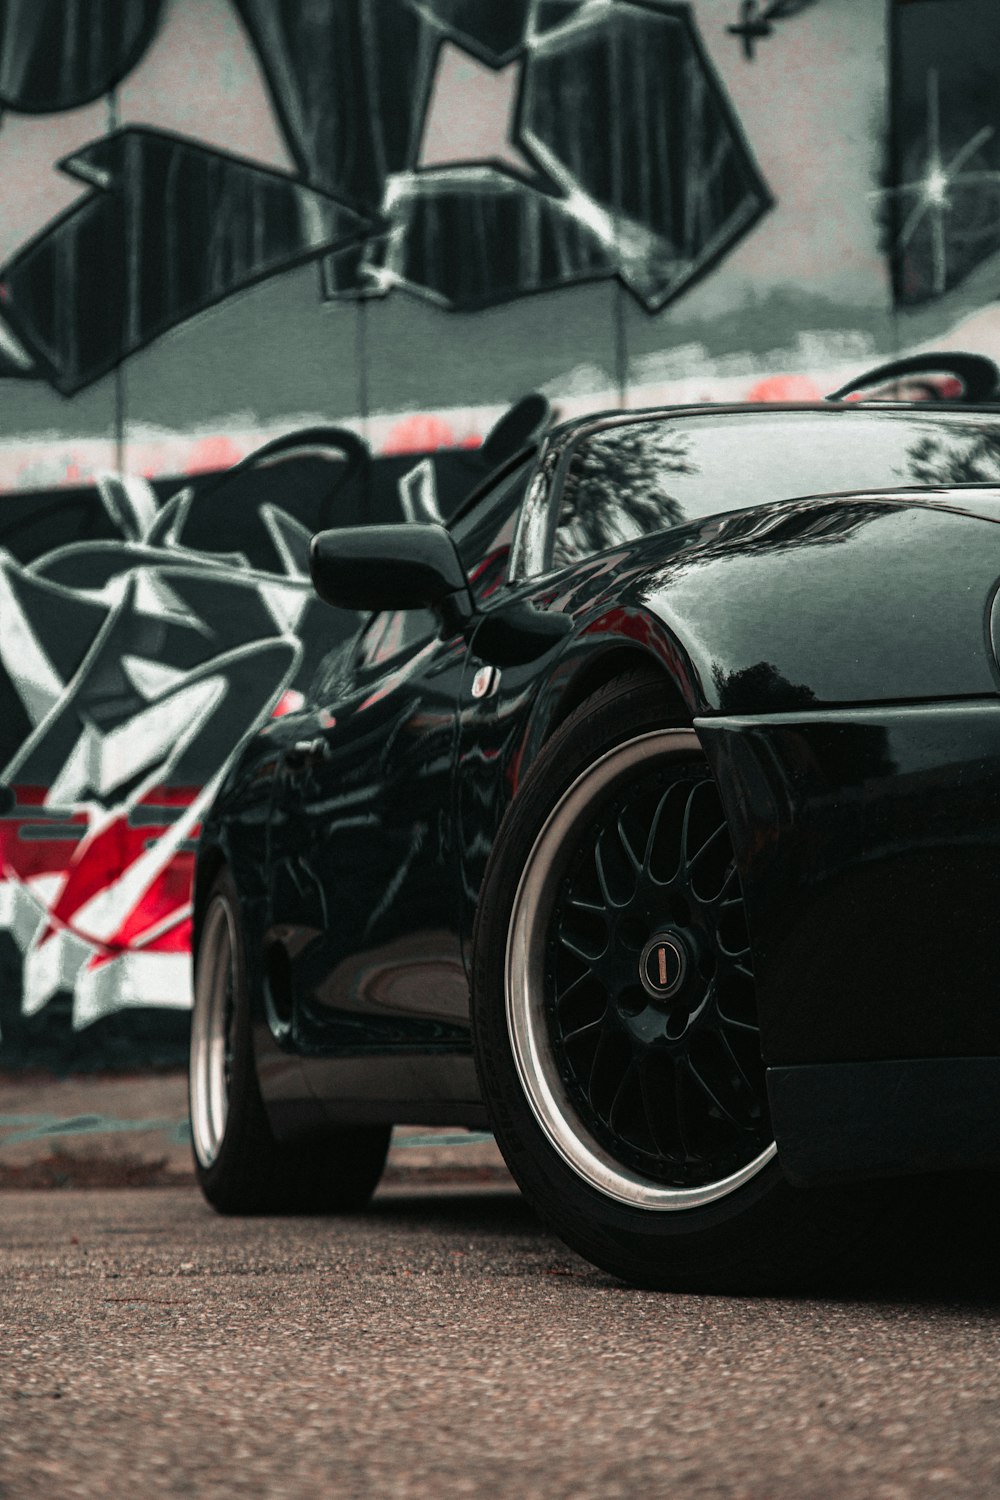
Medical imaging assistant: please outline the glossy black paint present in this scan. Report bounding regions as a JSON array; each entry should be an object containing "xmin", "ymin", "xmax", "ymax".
[
  {"xmin": 768, "ymin": 1057, "xmax": 1000, "ymax": 1185},
  {"xmin": 698, "ymin": 703, "xmax": 1000, "ymax": 1065},
  {"xmin": 310, "ymin": 523, "xmax": 472, "ymax": 616},
  {"xmin": 196, "ymin": 401, "xmax": 1000, "ymax": 1173},
  {"xmin": 473, "ymin": 600, "xmax": 573, "ymax": 667},
  {"xmin": 267, "ymin": 635, "xmax": 468, "ymax": 1041}
]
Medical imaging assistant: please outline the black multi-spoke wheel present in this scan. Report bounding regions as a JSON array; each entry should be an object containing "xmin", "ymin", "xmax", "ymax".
[
  {"xmin": 190, "ymin": 868, "xmax": 391, "ymax": 1215},
  {"xmin": 505, "ymin": 726, "xmax": 775, "ymax": 1213},
  {"xmin": 473, "ymin": 673, "xmax": 867, "ymax": 1290},
  {"xmin": 543, "ymin": 749, "xmax": 772, "ymax": 1195}
]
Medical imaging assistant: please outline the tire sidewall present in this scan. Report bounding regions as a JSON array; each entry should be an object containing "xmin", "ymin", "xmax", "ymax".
[{"xmin": 189, "ymin": 868, "xmax": 271, "ymax": 1202}]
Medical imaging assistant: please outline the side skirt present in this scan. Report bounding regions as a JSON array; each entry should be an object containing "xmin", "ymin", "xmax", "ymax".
[{"xmin": 262, "ymin": 1043, "xmax": 487, "ymax": 1139}]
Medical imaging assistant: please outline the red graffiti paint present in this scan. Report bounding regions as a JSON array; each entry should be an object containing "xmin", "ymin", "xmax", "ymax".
[
  {"xmin": 382, "ymin": 414, "xmax": 480, "ymax": 455},
  {"xmin": 0, "ymin": 787, "xmax": 89, "ymax": 883},
  {"xmin": 271, "ymin": 688, "xmax": 305, "ymax": 718},
  {"xmin": 184, "ymin": 434, "xmax": 245, "ymax": 474},
  {"xmin": 85, "ymin": 915, "xmax": 193, "ymax": 970},
  {"xmin": 0, "ymin": 785, "xmax": 201, "ymax": 959},
  {"xmin": 746, "ymin": 374, "xmax": 824, "ymax": 403},
  {"xmin": 99, "ymin": 861, "xmax": 195, "ymax": 954}
]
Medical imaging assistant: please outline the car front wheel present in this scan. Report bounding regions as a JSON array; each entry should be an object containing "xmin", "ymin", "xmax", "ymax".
[{"xmin": 472, "ymin": 673, "xmax": 862, "ymax": 1290}]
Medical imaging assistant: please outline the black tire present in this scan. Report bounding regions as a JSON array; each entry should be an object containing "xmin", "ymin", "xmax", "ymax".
[
  {"xmin": 189, "ymin": 868, "xmax": 390, "ymax": 1214},
  {"xmin": 472, "ymin": 673, "xmax": 868, "ymax": 1290}
]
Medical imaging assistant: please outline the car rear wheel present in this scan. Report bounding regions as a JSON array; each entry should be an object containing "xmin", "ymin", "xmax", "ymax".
[
  {"xmin": 472, "ymin": 673, "xmax": 862, "ymax": 1289},
  {"xmin": 189, "ymin": 868, "xmax": 390, "ymax": 1214}
]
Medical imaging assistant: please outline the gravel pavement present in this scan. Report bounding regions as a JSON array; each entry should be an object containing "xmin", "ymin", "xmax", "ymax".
[{"xmin": 2, "ymin": 1182, "xmax": 1000, "ymax": 1499}]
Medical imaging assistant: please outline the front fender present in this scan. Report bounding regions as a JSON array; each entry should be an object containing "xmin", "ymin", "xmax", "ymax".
[
  {"xmin": 635, "ymin": 499, "xmax": 1000, "ymax": 712},
  {"xmin": 459, "ymin": 497, "xmax": 1000, "ymax": 964},
  {"xmin": 502, "ymin": 496, "xmax": 1000, "ymax": 782}
]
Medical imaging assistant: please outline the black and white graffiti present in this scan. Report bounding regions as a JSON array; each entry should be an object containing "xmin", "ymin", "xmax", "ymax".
[
  {"xmin": 725, "ymin": 1, "xmax": 818, "ymax": 62},
  {"xmin": 887, "ymin": 0, "xmax": 1000, "ymax": 306},
  {"xmin": 0, "ymin": 1, "xmax": 165, "ymax": 113},
  {"xmin": 0, "ymin": 415, "xmax": 531, "ymax": 1061},
  {"xmin": 0, "ymin": 0, "xmax": 771, "ymax": 392},
  {"xmin": 0, "ymin": 129, "xmax": 372, "ymax": 394},
  {"xmin": 0, "ymin": 432, "xmax": 365, "ymax": 1037}
]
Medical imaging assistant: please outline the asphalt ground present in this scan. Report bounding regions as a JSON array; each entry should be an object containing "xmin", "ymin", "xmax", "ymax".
[
  {"xmin": 0, "ymin": 1071, "xmax": 510, "ymax": 1188},
  {"xmin": 2, "ymin": 1180, "xmax": 1000, "ymax": 1499}
]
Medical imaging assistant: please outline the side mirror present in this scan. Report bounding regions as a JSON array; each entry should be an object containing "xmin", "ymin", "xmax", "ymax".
[{"xmin": 310, "ymin": 523, "xmax": 474, "ymax": 627}]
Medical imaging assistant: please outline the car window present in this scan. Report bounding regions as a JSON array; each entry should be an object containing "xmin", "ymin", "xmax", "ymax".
[
  {"xmin": 548, "ymin": 409, "xmax": 1000, "ymax": 570},
  {"xmin": 450, "ymin": 457, "xmax": 534, "ymax": 602}
]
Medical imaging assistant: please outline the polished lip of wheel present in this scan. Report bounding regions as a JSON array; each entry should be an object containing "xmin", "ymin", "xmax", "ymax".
[
  {"xmin": 505, "ymin": 729, "xmax": 777, "ymax": 1211},
  {"xmin": 189, "ymin": 894, "xmax": 238, "ymax": 1170}
]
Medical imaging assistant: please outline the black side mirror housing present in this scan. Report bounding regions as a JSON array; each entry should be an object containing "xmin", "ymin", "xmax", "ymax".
[{"xmin": 310, "ymin": 523, "xmax": 475, "ymax": 627}]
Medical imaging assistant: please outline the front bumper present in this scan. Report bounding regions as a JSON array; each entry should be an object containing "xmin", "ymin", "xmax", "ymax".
[{"xmin": 698, "ymin": 701, "xmax": 1000, "ymax": 1182}]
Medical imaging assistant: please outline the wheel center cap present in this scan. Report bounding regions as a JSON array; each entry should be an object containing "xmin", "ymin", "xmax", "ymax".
[{"xmin": 638, "ymin": 931, "xmax": 688, "ymax": 1002}]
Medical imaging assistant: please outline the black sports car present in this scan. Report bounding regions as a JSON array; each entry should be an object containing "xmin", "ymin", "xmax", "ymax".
[{"xmin": 189, "ymin": 397, "xmax": 1000, "ymax": 1289}]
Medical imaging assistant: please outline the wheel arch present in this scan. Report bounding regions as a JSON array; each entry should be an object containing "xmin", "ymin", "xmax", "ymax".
[
  {"xmin": 543, "ymin": 645, "xmax": 691, "ymax": 742},
  {"xmin": 514, "ymin": 606, "xmax": 698, "ymax": 798}
]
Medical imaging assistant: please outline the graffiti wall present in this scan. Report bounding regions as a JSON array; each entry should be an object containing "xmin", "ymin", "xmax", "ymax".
[{"xmin": 0, "ymin": 0, "xmax": 996, "ymax": 1067}]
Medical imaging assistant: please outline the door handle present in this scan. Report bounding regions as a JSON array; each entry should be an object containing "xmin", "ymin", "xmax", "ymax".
[{"xmin": 284, "ymin": 737, "xmax": 330, "ymax": 771}]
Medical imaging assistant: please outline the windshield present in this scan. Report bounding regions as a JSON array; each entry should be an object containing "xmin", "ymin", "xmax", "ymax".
[{"xmin": 551, "ymin": 408, "xmax": 1000, "ymax": 570}]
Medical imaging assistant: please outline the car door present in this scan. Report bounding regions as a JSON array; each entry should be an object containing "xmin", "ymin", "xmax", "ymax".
[
  {"xmin": 266, "ymin": 453, "xmax": 540, "ymax": 1054},
  {"xmin": 267, "ymin": 592, "xmax": 470, "ymax": 1052}
]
